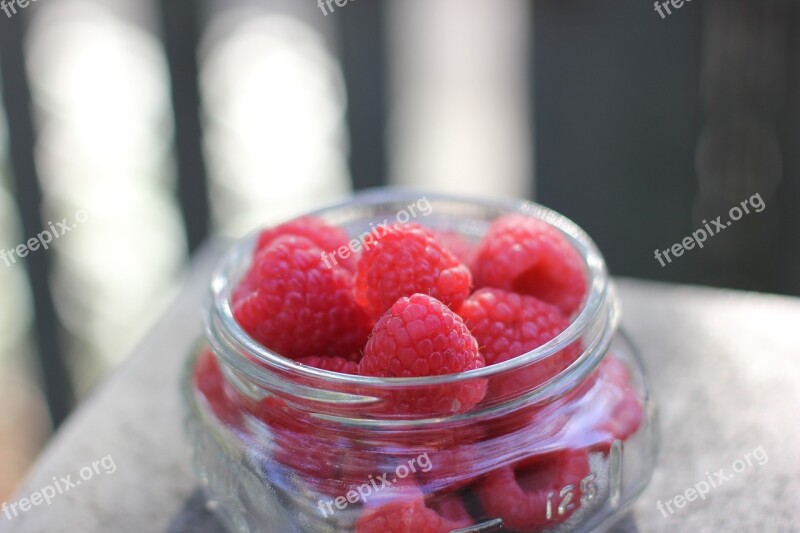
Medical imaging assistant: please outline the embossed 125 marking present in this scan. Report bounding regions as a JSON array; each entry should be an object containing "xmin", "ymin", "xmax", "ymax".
[{"xmin": 545, "ymin": 473, "xmax": 597, "ymax": 520}]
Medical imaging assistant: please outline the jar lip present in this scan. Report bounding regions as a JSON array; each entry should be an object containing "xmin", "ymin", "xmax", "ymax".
[{"xmin": 205, "ymin": 188, "xmax": 612, "ymax": 389}]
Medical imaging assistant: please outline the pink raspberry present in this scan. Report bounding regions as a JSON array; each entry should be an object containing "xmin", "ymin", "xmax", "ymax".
[
  {"xmin": 476, "ymin": 449, "xmax": 591, "ymax": 531},
  {"xmin": 355, "ymin": 224, "xmax": 472, "ymax": 321},
  {"xmin": 595, "ymin": 356, "xmax": 644, "ymax": 443},
  {"xmin": 297, "ymin": 355, "xmax": 359, "ymax": 375},
  {"xmin": 359, "ymin": 294, "xmax": 487, "ymax": 415},
  {"xmin": 271, "ymin": 423, "xmax": 377, "ymax": 497},
  {"xmin": 417, "ymin": 443, "xmax": 484, "ymax": 492},
  {"xmin": 356, "ymin": 484, "xmax": 473, "ymax": 533},
  {"xmin": 432, "ymin": 230, "xmax": 476, "ymax": 269},
  {"xmin": 458, "ymin": 288, "xmax": 581, "ymax": 399},
  {"xmin": 251, "ymin": 392, "xmax": 374, "ymax": 498},
  {"xmin": 473, "ymin": 214, "xmax": 587, "ymax": 316},
  {"xmin": 255, "ymin": 216, "xmax": 356, "ymax": 271},
  {"xmin": 233, "ymin": 235, "xmax": 370, "ymax": 359},
  {"xmin": 480, "ymin": 399, "xmax": 574, "ymax": 446},
  {"xmin": 193, "ymin": 349, "xmax": 241, "ymax": 426},
  {"xmin": 231, "ymin": 265, "xmax": 259, "ymax": 305}
]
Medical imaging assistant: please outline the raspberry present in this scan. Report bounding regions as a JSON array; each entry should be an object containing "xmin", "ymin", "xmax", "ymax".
[
  {"xmin": 248, "ymin": 394, "xmax": 297, "ymax": 428},
  {"xmin": 476, "ymin": 449, "xmax": 591, "ymax": 531},
  {"xmin": 603, "ymin": 389, "xmax": 643, "ymax": 443},
  {"xmin": 271, "ymin": 424, "xmax": 376, "ymax": 496},
  {"xmin": 231, "ymin": 266, "xmax": 259, "ymax": 305},
  {"xmin": 458, "ymin": 288, "xmax": 581, "ymax": 399},
  {"xmin": 426, "ymin": 492, "xmax": 474, "ymax": 530},
  {"xmin": 233, "ymin": 235, "xmax": 370, "ymax": 359},
  {"xmin": 355, "ymin": 224, "xmax": 471, "ymax": 320},
  {"xmin": 432, "ymin": 230, "xmax": 476, "ymax": 268},
  {"xmin": 255, "ymin": 216, "xmax": 356, "ymax": 271},
  {"xmin": 254, "ymin": 399, "xmax": 374, "ymax": 497},
  {"xmin": 297, "ymin": 355, "xmax": 360, "ymax": 375},
  {"xmin": 418, "ymin": 443, "xmax": 484, "ymax": 492},
  {"xmin": 355, "ymin": 484, "xmax": 473, "ymax": 533},
  {"xmin": 193, "ymin": 348, "xmax": 241, "ymax": 426},
  {"xmin": 359, "ymin": 294, "xmax": 487, "ymax": 415},
  {"xmin": 473, "ymin": 214, "xmax": 587, "ymax": 316},
  {"xmin": 480, "ymin": 399, "xmax": 574, "ymax": 450},
  {"xmin": 595, "ymin": 356, "xmax": 644, "ymax": 442}
]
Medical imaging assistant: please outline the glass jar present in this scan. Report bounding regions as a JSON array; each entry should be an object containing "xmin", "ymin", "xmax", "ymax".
[{"xmin": 183, "ymin": 190, "xmax": 658, "ymax": 533}]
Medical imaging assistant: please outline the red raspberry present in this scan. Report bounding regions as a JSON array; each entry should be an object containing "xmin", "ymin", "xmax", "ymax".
[
  {"xmin": 603, "ymin": 389, "xmax": 644, "ymax": 443},
  {"xmin": 479, "ymin": 399, "xmax": 574, "ymax": 449},
  {"xmin": 473, "ymin": 214, "xmax": 587, "ymax": 316},
  {"xmin": 233, "ymin": 235, "xmax": 370, "ymax": 359},
  {"xmin": 355, "ymin": 224, "xmax": 472, "ymax": 321},
  {"xmin": 418, "ymin": 443, "xmax": 484, "ymax": 493},
  {"xmin": 248, "ymin": 394, "xmax": 298, "ymax": 429},
  {"xmin": 595, "ymin": 356, "xmax": 644, "ymax": 442},
  {"xmin": 432, "ymin": 230, "xmax": 476, "ymax": 269},
  {"xmin": 476, "ymin": 449, "xmax": 591, "ymax": 531},
  {"xmin": 359, "ymin": 294, "xmax": 487, "ymax": 415},
  {"xmin": 458, "ymin": 288, "xmax": 581, "ymax": 399},
  {"xmin": 193, "ymin": 348, "xmax": 241, "ymax": 426},
  {"xmin": 356, "ymin": 484, "xmax": 473, "ymax": 533},
  {"xmin": 231, "ymin": 266, "xmax": 259, "ymax": 305},
  {"xmin": 297, "ymin": 355, "xmax": 360, "ymax": 375},
  {"xmin": 253, "ymin": 402, "xmax": 373, "ymax": 496},
  {"xmin": 426, "ymin": 492, "xmax": 474, "ymax": 531},
  {"xmin": 246, "ymin": 357, "xmax": 362, "ymax": 433},
  {"xmin": 271, "ymin": 424, "xmax": 377, "ymax": 497},
  {"xmin": 255, "ymin": 216, "xmax": 356, "ymax": 271}
]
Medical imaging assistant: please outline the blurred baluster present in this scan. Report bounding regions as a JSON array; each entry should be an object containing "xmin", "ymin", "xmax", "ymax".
[
  {"xmin": 0, "ymin": 12, "xmax": 74, "ymax": 427},
  {"xmin": 159, "ymin": 0, "xmax": 211, "ymax": 252},
  {"xmin": 336, "ymin": 0, "xmax": 388, "ymax": 190}
]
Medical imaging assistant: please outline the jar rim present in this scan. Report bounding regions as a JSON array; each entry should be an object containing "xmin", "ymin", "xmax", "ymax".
[{"xmin": 205, "ymin": 188, "xmax": 616, "ymax": 393}]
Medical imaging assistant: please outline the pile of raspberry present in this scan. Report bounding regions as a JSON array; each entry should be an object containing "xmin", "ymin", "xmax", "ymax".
[{"xmin": 195, "ymin": 213, "xmax": 644, "ymax": 533}]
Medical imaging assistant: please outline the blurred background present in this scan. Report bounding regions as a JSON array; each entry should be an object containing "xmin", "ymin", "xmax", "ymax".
[{"xmin": 0, "ymin": 0, "xmax": 798, "ymax": 503}]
